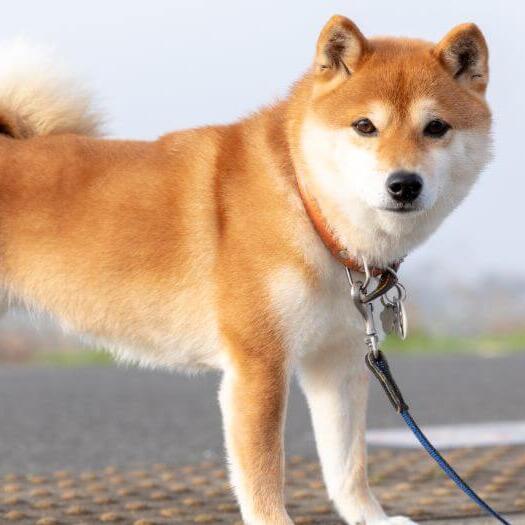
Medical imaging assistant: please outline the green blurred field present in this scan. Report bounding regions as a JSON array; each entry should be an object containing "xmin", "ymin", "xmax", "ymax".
[
  {"xmin": 14, "ymin": 331, "xmax": 524, "ymax": 368},
  {"xmin": 383, "ymin": 331, "xmax": 525, "ymax": 355},
  {"xmin": 32, "ymin": 349, "xmax": 115, "ymax": 367}
]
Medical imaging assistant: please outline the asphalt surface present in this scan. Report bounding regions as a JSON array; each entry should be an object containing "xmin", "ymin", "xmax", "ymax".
[{"xmin": 0, "ymin": 353, "xmax": 523, "ymax": 474}]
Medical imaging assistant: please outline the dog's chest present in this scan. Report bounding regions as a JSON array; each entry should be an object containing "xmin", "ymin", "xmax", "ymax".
[{"xmin": 268, "ymin": 265, "xmax": 373, "ymax": 358}]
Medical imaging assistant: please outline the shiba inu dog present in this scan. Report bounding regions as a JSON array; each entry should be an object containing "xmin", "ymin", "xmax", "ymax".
[{"xmin": 0, "ymin": 15, "xmax": 491, "ymax": 525}]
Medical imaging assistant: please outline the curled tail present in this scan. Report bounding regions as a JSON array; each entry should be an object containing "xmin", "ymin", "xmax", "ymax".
[{"xmin": 0, "ymin": 39, "xmax": 103, "ymax": 139}]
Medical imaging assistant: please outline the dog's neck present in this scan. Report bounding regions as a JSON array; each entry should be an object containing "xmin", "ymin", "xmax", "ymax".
[{"xmin": 295, "ymin": 172, "xmax": 402, "ymax": 274}]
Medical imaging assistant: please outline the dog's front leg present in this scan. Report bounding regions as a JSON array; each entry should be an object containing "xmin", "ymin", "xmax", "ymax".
[
  {"xmin": 298, "ymin": 346, "xmax": 417, "ymax": 525},
  {"xmin": 219, "ymin": 354, "xmax": 293, "ymax": 525}
]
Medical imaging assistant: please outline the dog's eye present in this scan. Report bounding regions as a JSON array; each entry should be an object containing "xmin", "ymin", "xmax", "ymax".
[
  {"xmin": 352, "ymin": 118, "xmax": 377, "ymax": 136},
  {"xmin": 424, "ymin": 119, "xmax": 450, "ymax": 138}
]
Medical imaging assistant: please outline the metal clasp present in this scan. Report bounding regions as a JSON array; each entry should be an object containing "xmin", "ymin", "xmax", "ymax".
[
  {"xmin": 345, "ymin": 265, "xmax": 398, "ymax": 303},
  {"xmin": 349, "ymin": 281, "xmax": 380, "ymax": 356},
  {"xmin": 345, "ymin": 263, "xmax": 399, "ymax": 357}
]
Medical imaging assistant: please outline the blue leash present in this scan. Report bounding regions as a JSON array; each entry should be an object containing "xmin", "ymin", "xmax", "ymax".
[{"xmin": 366, "ymin": 350, "xmax": 512, "ymax": 525}]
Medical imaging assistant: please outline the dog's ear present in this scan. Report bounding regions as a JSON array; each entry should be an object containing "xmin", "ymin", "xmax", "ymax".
[
  {"xmin": 434, "ymin": 23, "xmax": 489, "ymax": 93},
  {"xmin": 313, "ymin": 15, "xmax": 368, "ymax": 93}
]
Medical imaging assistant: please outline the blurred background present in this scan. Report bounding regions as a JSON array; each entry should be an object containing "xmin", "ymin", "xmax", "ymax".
[{"xmin": 0, "ymin": 0, "xmax": 523, "ymax": 364}]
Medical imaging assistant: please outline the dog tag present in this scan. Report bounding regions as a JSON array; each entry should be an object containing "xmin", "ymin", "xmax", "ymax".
[
  {"xmin": 393, "ymin": 299, "xmax": 408, "ymax": 340},
  {"xmin": 380, "ymin": 304, "xmax": 396, "ymax": 334}
]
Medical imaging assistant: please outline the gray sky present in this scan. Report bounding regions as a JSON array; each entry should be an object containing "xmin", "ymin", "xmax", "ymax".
[{"xmin": 2, "ymin": 1, "xmax": 521, "ymax": 281}]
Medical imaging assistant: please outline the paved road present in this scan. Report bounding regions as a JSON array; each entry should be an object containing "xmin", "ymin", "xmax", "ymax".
[{"xmin": 0, "ymin": 353, "xmax": 523, "ymax": 474}]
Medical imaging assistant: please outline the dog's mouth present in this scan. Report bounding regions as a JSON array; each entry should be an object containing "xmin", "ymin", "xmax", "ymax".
[{"xmin": 379, "ymin": 205, "xmax": 422, "ymax": 214}]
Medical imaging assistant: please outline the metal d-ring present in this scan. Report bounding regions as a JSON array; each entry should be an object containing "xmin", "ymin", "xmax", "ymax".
[
  {"xmin": 345, "ymin": 261, "xmax": 399, "ymax": 304},
  {"xmin": 381, "ymin": 281, "xmax": 407, "ymax": 306},
  {"xmin": 361, "ymin": 256, "xmax": 372, "ymax": 291},
  {"xmin": 345, "ymin": 265, "xmax": 356, "ymax": 288},
  {"xmin": 361, "ymin": 267, "xmax": 399, "ymax": 303}
]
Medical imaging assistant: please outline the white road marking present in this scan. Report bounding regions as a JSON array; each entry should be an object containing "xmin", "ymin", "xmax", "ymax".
[{"xmin": 367, "ymin": 421, "xmax": 525, "ymax": 449}]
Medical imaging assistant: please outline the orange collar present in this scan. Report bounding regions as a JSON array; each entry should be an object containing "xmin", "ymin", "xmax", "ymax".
[{"xmin": 296, "ymin": 177, "xmax": 402, "ymax": 277}]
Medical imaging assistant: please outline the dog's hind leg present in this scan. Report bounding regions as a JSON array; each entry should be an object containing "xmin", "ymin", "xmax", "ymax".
[
  {"xmin": 298, "ymin": 345, "xmax": 417, "ymax": 525},
  {"xmin": 219, "ymin": 352, "xmax": 293, "ymax": 525}
]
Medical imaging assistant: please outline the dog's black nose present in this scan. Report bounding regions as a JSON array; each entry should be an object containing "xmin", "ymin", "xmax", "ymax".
[{"xmin": 386, "ymin": 171, "xmax": 423, "ymax": 203}]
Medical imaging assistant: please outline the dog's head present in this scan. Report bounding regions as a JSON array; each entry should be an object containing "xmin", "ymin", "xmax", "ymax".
[{"xmin": 293, "ymin": 16, "xmax": 492, "ymax": 265}]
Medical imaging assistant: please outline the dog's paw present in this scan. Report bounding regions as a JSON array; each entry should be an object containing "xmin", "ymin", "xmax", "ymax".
[
  {"xmin": 335, "ymin": 490, "xmax": 418, "ymax": 525},
  {"xmin": 375, "ymin": 517, "xmax": 418, "ymax": 525},
  {"xmin": 346, "ymin": 516, "xmax": 418, "ymax": 525}
]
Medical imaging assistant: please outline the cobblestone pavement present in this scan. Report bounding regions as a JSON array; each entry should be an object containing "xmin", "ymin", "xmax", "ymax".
[{"xmin": 1, "ymin": 446, "xmax": 523, "ymax": 524}]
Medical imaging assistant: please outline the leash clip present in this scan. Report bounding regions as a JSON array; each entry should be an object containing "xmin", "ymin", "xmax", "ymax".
[
  {"xmin": 346, "ymin": 263, "xmax": 399, "ymax": 358},
  {"xmin": 349, "ymin": 280, "xmax": 380, "ymax": 357}
]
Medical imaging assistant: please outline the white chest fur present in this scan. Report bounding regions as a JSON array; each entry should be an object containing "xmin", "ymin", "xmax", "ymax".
[{"xmin": 267, "ymin": 261, "xmax": 381, "ymax": 361}]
